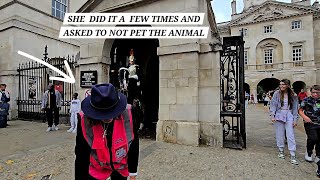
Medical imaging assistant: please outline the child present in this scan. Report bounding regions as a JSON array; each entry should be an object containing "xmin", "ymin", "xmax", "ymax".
[
  {"xmin": 298, "ymin": 85, "xmax": 320, "ymax": 177},
  {"xmin": 67, "ymin": 93, "xmax": 81, "ymax": 133}
]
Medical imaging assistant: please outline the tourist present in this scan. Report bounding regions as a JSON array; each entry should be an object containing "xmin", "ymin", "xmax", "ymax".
[
  {"xmin": 298, "ymin": 85, "xmax": 320, "ymax": 177},
  {"xmin": 75, "ymin": 83, "xmax": 139, "ymax": 180},
  {"xmin": 41, "ymin": 83, "xmax": 62, "ymax": 132},
  {"xmin": 269, "ymin": 79, "xmax": 299, "ymax": 165},
  {"xmin": 0, "ymin": 84, "xmax": 10, "ymax": 127},
  {"xmin": 67, "ymin": 93, "xmax": 81, "ymax": 133}
]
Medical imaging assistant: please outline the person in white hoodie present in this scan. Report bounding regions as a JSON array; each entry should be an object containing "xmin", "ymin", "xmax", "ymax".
[{"xmin": 68, "ymin": 93, "xmax": 81, "ymax": 133}]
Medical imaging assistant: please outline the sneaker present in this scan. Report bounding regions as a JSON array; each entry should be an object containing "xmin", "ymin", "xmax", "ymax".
[
  {"xmin": 53, "ymin": 125, "xmax": 59, "ymax": 131},
  {"xmin": 291, "ymin": 156, "xmax": 299, "ymax": 165},
  {"xmin": 305, "ymin": 151, "xmax": 313, "ymax": 162},
  {"xmin": 316, "ymin": 170, "xmax": 320, "ymax": 178},
  {"xmin": 278, "ymin": 151, "xmax": 285, "ymax": 159},
  {"xmin": 72, "ymin": 129, "xmax": 77, "ymax": 134},
  {"xmin": 46, "ymin": 127, "xmax": 52, "ymax": 132},
  {"xmin": 67, "ymin": 128, "xmax": 74, "ymax": 133}
]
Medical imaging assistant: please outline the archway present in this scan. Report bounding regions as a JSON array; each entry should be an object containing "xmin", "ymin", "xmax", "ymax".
[
  {"xmin": 255, "ymin": 38, "xmax": 283, "ymax": 68},
  {"xmin": 257, "ymin": 78, "xmax": 280, "ymax": 102},
  {"xmin": 292, "ymin": 81, "xmax": 306, "ymax": 94},
  {"xmin": 109, "ymin": 39, "xmax": 160, "ymax": 132}
]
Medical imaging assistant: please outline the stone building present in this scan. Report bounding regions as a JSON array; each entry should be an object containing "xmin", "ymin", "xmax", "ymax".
[
  {"xmin": 76, "ymin": 0, "xmax": 222, "ymax": 146},
  {"xmin": 218, "ymin": 0, "xmax": 320, "ymax": 101},
  {"xmin": 0, "ymin": 0, "xmax": 87, "ymax": 119},
  {"xmin": 0, "ymin": 0, "xmax": 223, "ymax": 147}
]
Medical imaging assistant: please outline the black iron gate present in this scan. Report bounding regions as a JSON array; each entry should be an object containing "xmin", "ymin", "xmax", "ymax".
[
  {"xmin": 17, "ymin": 46, "xmax": 76, "ymax": 121},
  {"xmin": 220, "ymin": 36, "xmax": 246, "ymax": 149}
]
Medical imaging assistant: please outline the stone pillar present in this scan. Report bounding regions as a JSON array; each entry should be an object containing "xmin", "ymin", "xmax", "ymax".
[
  {"xmin": 156, "ymin": 43, "xmax": 222, "ymax": 147},
  {"xmin": 157, "ymin": 49, "xmax": 200, "ymax": 146},
  {"xmin": 198, "ymin": 51, "xmax": 222, "ymax": 147},
  {"xmin": 77, "ymin": 41, "xmax": 109, "ymax": 101}
]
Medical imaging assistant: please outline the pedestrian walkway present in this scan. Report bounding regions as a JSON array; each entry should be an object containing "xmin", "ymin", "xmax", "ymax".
[{"xmin": 0, "ymin": 104, "xmax": 318, "ymax": 179}]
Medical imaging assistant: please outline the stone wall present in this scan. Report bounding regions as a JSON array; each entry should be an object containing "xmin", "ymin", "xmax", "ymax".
[
  {"xmin": 245, "ymin": 68, "xmax": 317, "ymax": 95},
  {"xmin": 231, "ymin": 14, "xmax": 315, "ymax": 68},
  {"xmin": 314, "ymin": 17, "xmax": 320, "ymax": 84},
  {"xmin": 17, "ymin": 0, "xmax": 87, "ymax": 17},
  {"xmin": 0, "ymin": 1, "xmax": 86, "ymax": 119},
  {"xmin": 0, "ymin": 0, "xmax": 12, "ymax": 7},
  {"xmin": 78, "ymin": 0, "xmax": 222, "ymax": 146},
  {"xmin": 0, "ymin": 28, "xmax": 80, "ymax": 120}
]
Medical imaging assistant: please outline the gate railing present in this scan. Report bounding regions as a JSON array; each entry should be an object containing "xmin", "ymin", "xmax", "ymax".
[
  {"xmin": 220, "ymin": 36, "xmax": 246, "ymax": 149},
  {"xmin": 17, "ymin": 46, "xmax": 77, "ymax": 121}
]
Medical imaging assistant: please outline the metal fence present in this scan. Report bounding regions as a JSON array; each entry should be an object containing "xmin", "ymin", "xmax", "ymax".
[{"xmin": 17, "ymin": 46, "xmax": 76, "ymax": 121}]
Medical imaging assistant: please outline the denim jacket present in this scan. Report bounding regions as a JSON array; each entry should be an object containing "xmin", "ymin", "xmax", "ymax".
[
  {"xmin": 41, "ymin": 90, "xmax": 62, "ymax": 109},
  {"xmin": 269, "ymin": 90, "xmax": 299, "ymax": 122}
]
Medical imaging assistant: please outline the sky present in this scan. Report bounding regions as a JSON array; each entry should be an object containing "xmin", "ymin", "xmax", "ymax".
[{"xmin": 212, "ymin": 0, "xmax": 317, "ymax": 23}]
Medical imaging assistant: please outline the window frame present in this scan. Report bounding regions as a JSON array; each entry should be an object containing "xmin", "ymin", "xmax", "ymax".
[
  {"xmin": 239, "ymin": 28, "xmax": 248, "ymax": 37},
  {"xmin": 52, "ymin": 0, "xmax": 68, "ymax": 20},
  {"xmin": 292, "ymin": 45, "xmax": 303, "ymax": 62},
  {"xmin": 291, "ymin": 20, "xmax": 302, "ymax": 30},
  {"xmin": 264, "ymin": 48, "xmax": 273, "ymax": 64},
  {"xmin": 264, "ymin": 25, "xmax": 273, "ymax": 33}
]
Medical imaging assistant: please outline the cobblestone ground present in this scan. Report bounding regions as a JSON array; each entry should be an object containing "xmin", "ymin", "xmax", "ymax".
[{"xmin": 0, "ymin": 104, "xmax": 318, "ymax": 180}]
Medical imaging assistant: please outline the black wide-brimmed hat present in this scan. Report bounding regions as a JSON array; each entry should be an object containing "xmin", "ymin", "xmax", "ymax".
[{"xmin": 81, "ymin": 83, "xmax": 127, "ymax": 121}]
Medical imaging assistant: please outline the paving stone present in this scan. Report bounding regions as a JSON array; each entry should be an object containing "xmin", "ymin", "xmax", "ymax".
[{"xmin": 0, "ymin": 104, "xmax": 317, "ymax": 179}]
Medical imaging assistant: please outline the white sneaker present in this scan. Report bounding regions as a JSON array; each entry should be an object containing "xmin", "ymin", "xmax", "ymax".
[
  {"xmin": 46, "ymin": 127, "xmax": 52, "ymax": 132},
  {"xmin": 72, "ymin": 129, "xmax": 77, "ymax": 134},
  {"xmin": 291, "ymin": 156, "xmax": 299, "ymax": 165},
  {"xmin": 305, "ymin": 151, "xmax": 313, "ymax": 162},
  {"xmin": 53, "ymin": 125, "xmax": 59, "ymax": 131},
  {"xmin": 67, "ymin": 128, "xmax": 74, "ymax": 133},
  {"xmin": 278, "ymin": 151, "xmax": 285, "ymax": 159}
]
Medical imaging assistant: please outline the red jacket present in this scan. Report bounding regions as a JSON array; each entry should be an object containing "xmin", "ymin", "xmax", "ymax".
[
  {"xmin": 298, "ymin": 92, "xmax": 307, "ymax": 101},
  {"xmin": 79, "ymin": 108, "xmax": 134, "ymax": 180}
]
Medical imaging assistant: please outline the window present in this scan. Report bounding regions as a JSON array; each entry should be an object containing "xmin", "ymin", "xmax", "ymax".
[
  {"xmin": 52, "ymin": 0, "xmax": 67, "ymax": 19},
  {"xmin": 292, "ymin": 46, "xmax": 302, "ymax": 62},
  {"xmin": 244, "ymin": 51, "xmax": 248, "ymax": 65},
  {"xmin": 291, "ymin": 20, "xmax": 301, "ymax": 30},
  {"xmin": 264, "ymin": 49, "xmax": 273, "ymax": 64},
  {"xmin": 239, "ymin": 28, "xmax": 248, "ymax": 36},
  {"xmin": 264, "ymin": 25, "xmax": 272, "ymax": 33}
]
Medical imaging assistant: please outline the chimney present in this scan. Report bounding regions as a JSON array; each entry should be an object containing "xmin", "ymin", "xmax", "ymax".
[
  {"xmin": 292, "ymin": 0, "xmax": 311, "ymax": 6},
  {"xmin": 232, "ymin": 0, "xmax": 237, "ymax": 15},
  {"xmin": 313, "ymin": 1, "xmax": 320, "ymax": 8}
]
